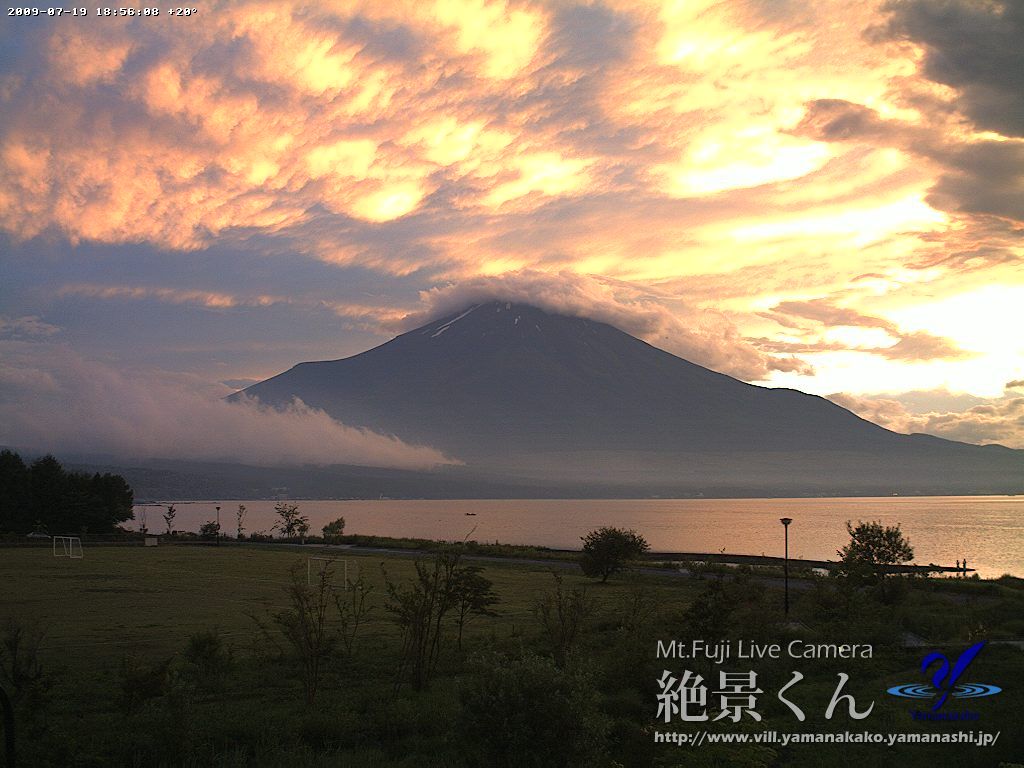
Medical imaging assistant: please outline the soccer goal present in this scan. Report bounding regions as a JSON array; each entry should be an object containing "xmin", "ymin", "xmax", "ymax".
[
  {"xmin": 307, "ymin": 556, "xmax": 355, "ymax": 590},
  {"xmin": 53, "ymin": 536, "xmax": 83, "ymax": 559}
]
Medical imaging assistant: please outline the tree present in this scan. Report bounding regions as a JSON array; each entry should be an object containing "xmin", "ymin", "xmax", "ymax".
[
  {"xmin": 322, "ymin": 516, "xmax": 346, "ymax": 541},
  {"xmin": 272, "ymin": 502, "xmax": 309, "ymax": 539},
  {"xmin": 837, "ymin": 520, "xmax": 914, "ymax": 580},
  {"xmin": 0, "ymin": 450, "xmax": 30, "ymax": 534},
  {"xmin": 163, "ymin": 505, "xmax": 176, "ymax": 535},
  {"xmin": 451, "ymin": 565, "xmax": 499, "ymax": 649},
  {"xmin": 533, "ymin": 572, "xmax": 594, "ymax": 667},
  {"xmin": 235, "ymin": 504, "xmax": 246, "ymax": 540},
  {"xmin": 579, "ymin": 527, "xmax": 649, "ymax": 582},
  {"xmin": 0, "ymin": 452, "xmax": 132, "ymax": 535},
  {"xmin": 334, "ymin": 574, "xmax": 374, "ymax": 656},
  {"xmin": 274, "ymin": 565, "xmax": 336, "ymax": 704},
  {"xmin": 384, "ymin": 548, "xmax": 462, "ymax": 690},
  {"xmin": 199, "ymin": 521, "xmax": 220, "ymax": 540}
]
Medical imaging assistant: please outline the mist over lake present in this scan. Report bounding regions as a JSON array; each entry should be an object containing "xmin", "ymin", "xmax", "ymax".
[{"xmin": 136, "ymin": 495, "xmax": 1024, "ymax": 579}]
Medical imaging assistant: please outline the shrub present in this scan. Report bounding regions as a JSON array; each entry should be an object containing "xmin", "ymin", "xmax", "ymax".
[
  {"xmin": 458, "ymin": 653, "xmax": 608, "ymax": 768},
  {"xmin": 182, "ymin": 628, "xmax": 233, "ymax": 694}
]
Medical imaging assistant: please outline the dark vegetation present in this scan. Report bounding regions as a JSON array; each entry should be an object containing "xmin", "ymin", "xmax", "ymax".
[
  {"xmin": 580, "ymin": 526, "xmax": 650, "ymax": 582},
  {"xmin": 1, "ymin": 499, "xmax": 1022, "ymax": 766},
  {"xmin": 0, "ymin": 451, "xmax": 133, "ymax": 536}
]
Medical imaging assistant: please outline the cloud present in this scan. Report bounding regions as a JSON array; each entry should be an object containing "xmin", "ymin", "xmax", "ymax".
[
  {"xmin": 927, "ymin": 141, "xmax": 1024, "ymax": 223},
  {"xmin": 0, "ymin": 0, "xmax": 1019, "ymax": 413},
  {"xmin": 880, "ymin": 0, "xmax": 1024, "ymax": 138},
  {"xmin": 829, "ymin": 390, "xmax": 1024, "ymax": 448},
  {"xmin": 788, "ymin": 104, "xmax": 1024, "ymax": 233},
  {"xmin": 0, "ymin": 342, "xmax": 455, "ymax": 469},
  {"xmin": 1007, "ymin": 379, "xmax": 1024, "ymax": 390},
  {"xmin": 793, "ymin": 99, "xmax": 895, "ymax": 142},
  {"xmin": 400, "ymin": 270, "xmax": 811, "ymax": 380},
  {"xmin": 0, "ymin": 315, "xmax": 61, "ymax": 338},
  {"xmin": 767, "ymin": 298, "xmax": 969, "ymax": 361}
]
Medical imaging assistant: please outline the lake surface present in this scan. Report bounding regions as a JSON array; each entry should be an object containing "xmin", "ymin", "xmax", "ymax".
[{"xmin": 134, "ymin": 496, "xmax": 1024, "ymax": 578}]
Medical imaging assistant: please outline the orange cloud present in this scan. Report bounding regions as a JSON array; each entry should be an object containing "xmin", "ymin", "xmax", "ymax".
[{"xmin": 0, "ymin": 0, "xmax": 1020, "ymax": 438}]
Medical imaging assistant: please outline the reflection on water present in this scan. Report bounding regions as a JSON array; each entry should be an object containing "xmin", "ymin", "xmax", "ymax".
[{"xmin": 135, "ymin": 496, "xmax": 1024, "ymax": 578}]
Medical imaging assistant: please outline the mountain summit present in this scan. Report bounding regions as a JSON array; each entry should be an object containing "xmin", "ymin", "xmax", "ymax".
[{"xmin": 236, "ymin": 301, "xmax": 1022, "ymax": 495}]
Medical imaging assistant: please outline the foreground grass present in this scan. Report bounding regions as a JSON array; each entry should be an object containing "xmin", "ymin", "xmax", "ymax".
[
  {"xmin": 2, "ymin": 543, "xmax": 1023, "ymax": 767},
  {"xmin": 2, "ymin": 544, "xmax": 681, "ymax": 662}
]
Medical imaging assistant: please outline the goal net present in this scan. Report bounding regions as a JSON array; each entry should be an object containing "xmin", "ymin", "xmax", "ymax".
[
  {"xmin": 53, "ymin": 536, "xmax": 83, "ymax": 559},
  {"xmin": 307, "ymin": 556, "xmax": 355, "ymax": 590}
]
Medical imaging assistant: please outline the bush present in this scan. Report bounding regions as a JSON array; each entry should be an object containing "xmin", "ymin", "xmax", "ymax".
[
  {"xmin": 117, "ymin": 654, "xmax": 172, "ymax": 712},
  {"xmin": 182, "ymin": 628, "xmax": 233, "ymax": 694},
  {"xmin": 458, "ymin": 653, "xmax": 608, "ymax": 768}
]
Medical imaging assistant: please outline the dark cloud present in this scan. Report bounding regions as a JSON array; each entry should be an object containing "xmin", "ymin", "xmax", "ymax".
[
  {"xmin": 927, "ymin": 140, "xmax": 1024, "ymax": 222},
  {"xmin": 794, "ymin": 99, "xmax": 894, "ymax": 141},
  {"xmin": 795, "ymin": 98, "xmax": 1024, "ymax": 232},
  {"xmin": 882, "ymin": 0, "xmax": 1024, "ymax": 137}
]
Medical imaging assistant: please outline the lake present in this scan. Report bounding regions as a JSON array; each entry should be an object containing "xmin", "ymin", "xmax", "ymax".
[{"xmin": 134, "ymin": 496, "xmax": 1024, "ymax": 578}]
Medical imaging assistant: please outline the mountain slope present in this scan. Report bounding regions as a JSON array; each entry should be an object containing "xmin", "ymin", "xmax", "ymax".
[{"xmin": 235, "ymin": 301, "xmax": 1023, "ymax": 495}]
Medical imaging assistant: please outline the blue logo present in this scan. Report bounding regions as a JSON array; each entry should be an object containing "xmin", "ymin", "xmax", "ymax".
[{"xmin": 887, "ymin": 641, "xmax": 1001, "ymax": 710}]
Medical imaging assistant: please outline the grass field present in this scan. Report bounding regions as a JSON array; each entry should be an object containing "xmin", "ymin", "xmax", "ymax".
[
  {"xmin": 2, "ymin": 541, "xmax": 1023, "ymax": 767},
  {"xmin": 1, "ymin": 543, "xmax": 696, "ymax": 662}
]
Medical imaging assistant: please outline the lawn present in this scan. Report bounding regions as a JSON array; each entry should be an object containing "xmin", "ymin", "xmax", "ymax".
[
  {"xmin": 1, "ymin": 543, "xmax": 691, "ymax": 663},
  {"xmin": 1, "ymin": 542, "xmax": 1022, "ymax": 767}
]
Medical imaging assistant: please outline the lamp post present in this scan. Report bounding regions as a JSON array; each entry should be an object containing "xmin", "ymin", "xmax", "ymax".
[
  {"xmin": 780, "ymin": 518, "xmax": 792, "ymax": 616},
  {"xmin": 215, "ymin": 505, "xmax": 221, "ymax": 546}
]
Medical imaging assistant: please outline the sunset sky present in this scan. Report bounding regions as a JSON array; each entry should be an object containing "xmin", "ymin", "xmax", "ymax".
[{"xmin": 1, "ymin": 0, "xmax": 1022, "ymax": 463}]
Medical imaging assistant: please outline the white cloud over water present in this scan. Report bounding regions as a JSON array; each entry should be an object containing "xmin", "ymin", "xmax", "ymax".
[{"xmin": 0, "ymin": 343, "xmax": 455, "ymax": 469}]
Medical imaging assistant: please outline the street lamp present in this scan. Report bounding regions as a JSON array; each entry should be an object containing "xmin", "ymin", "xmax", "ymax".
[
  {"xmin": 780, "ymin": 518, "xmax": 792, "ymax": 616},
  {"xmin": 215, "ymin": 505, "xmax": 221, "ymax": 546}
]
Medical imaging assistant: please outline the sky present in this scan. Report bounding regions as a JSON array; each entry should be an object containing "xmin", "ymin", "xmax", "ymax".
[{"xmin": 0, "ymin": 0, "xmax": 1022, "ymax": 464}]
